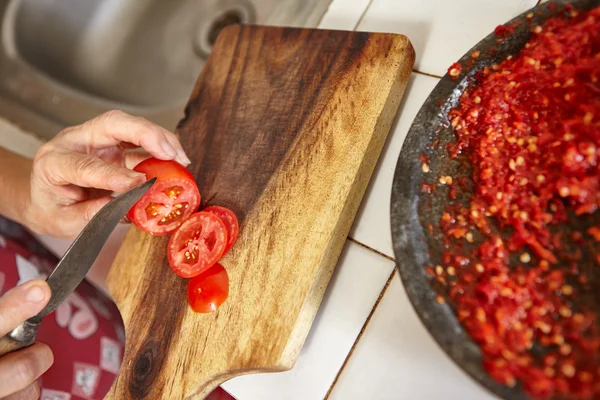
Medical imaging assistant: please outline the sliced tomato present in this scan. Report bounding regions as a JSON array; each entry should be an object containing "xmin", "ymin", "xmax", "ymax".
[
  {"xmin": 167, "ymin": 212, "xmax": 228, "ymax": 278},
  {"xmin": 203, "ymin": 206, "xmax": 239, "ymax": 255},
  {"xmin": 128, "ymin": 158, "xmax": 200, "ymax": 236},
  {"xmin": 186, "ymin": 263, "xmax": 229, "ymax": 313}
]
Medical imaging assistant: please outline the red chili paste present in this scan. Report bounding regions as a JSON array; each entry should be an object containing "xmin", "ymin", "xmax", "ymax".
[{"xmin": 436, "ymin": 6, "xmax": 600, "ymax": 399}]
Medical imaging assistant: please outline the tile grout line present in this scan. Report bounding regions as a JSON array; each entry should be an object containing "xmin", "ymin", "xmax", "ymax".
[
  {"xmin": 413, "ymin": 0, "xmax": 545, "ymax": 78},
  {"xmin": 413, "ymin": 70, "xmax": 443, "ymax": 79},
  {"xmin": 322, "ymin": 2, "xmax": 436, "ymax": 397},
  {"xmin": 353, "ymin": 0, "xmax": 375, "ymax": 30},
  {"xmin": 352, "ymin": 0, "xmax": 444, "ymax": 81},
  {"xmin": 315, "ymin": 0, "xmax": 332, "ymax": 28},
  {"xmin": 326, "ymin": 1, "xmax": 545, "ymax": 398},
  {"xmin": 324, "ymin": 268, "xmax": 398, "ymax": 400},
  {"xmin": 347, "ymin": 237, "xmax": 396, "ymax": 262}
]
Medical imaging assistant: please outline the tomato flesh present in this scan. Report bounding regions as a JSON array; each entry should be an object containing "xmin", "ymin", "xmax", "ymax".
[
  {"xmin": 186, "ymin": 263, "xmax": 229, "ymax": 313},
  {"xmin": 203, "ymin": 206, "xmax": 239, "ymax": 255},
  {"xmin": 167, "ymin": 212, "xmax": 228, "ymax": 278},
  {"xmin": 128, "ymin": 158, "xmax": 200, "ymax": 236}
]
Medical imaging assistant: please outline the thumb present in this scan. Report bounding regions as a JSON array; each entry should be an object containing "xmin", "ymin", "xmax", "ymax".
[{"xmin": 0, "ymin": 281, "xmax": 50, "ymax": 337}]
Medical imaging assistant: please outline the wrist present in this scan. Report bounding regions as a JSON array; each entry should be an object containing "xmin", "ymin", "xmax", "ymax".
[{"xmin": 0, "ymin": 148, "xmax": 34, "ymax": 227}]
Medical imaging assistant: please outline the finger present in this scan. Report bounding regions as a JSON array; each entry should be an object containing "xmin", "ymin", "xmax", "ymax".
[
  {"xmin": 38, "ymin": 150, "xmax": 146, "ymax": 194},
  {"xmin": 3, "ymin": 381, "xmax": 40, "ymax": 400},
  {"xmin": 163, "ymin": 132, "xmax": 191, "ymax": 166},
  {"xmin": 118, "ymin": 142, "xmax": 139, "ymax": 150},
  {"xmin": 71, "ymin": 196, "xmax": 113, "ymax": 226},
  {"xmin": 123, "ymin": 150, "xmax": 152, "ymax": 170},
  {"xmin": 82, "ymin": 188, "xmax": 113, "ymax": 200},
  {"xmin": 55, "ymin": 196, "xmax": 114, "ymax": 239},
  {"xmin": 0, "ymin": 343, "xmax": 53, "ymax": 398},
  {"xmin": 59, "ymin": 110, "xmax": 190, "ymax": 165},
  {"xmin": 0, "ymin": 281, "xmax": 50, "ymax": 337}
]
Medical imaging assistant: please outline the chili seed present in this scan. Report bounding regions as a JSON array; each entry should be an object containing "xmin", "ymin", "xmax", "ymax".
[
  {"xmin": 561, "ymin": 364, "xmax": 575, "ymax": 378},
  {"xmin": 573, "ymin": 313, "xmax": 585, "ymax": 324},
  {"xmin": 559, "ymin": 306, "xmax": 572, "ymax": 318},
  {"xmin": 535, "ymin": 321, "xmax": 552, "ymax": 334},
  {"xmin": 579, "ymin": 371, "xmax": 593, "ymax": 382},
  {"xmin": 559, "ymin": 343, "xmax": 572, "ymax": 356}
]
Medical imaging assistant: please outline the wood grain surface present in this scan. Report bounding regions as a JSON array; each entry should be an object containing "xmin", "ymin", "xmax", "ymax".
[{"xmin": 106, "ymin": 25, "xmax": 414, "ymax": 399}]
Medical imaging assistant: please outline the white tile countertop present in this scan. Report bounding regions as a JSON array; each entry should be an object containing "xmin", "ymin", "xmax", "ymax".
[{"xmin": 0, "ymin": 0, "xmax": 547, "ymax": 399}]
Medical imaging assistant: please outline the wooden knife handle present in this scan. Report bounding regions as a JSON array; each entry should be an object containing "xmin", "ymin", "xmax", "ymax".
[
  {"xmin": 0, "ymin": 321, "xmax": 40, "ymax": 357},
  {"xmin": 0, "ymin": 335, "xmax": 31, "ymax": 357}
]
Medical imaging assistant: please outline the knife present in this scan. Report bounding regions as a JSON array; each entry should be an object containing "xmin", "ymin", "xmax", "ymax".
[{"xmin": 0, "ymin": 177, "xmax": 156, "ymax": 357}]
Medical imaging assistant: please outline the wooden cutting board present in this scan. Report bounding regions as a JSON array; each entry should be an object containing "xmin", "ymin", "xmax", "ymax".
[{"xmin": 105, "ymin": 25, "xmax": 414, "ymax": 399}]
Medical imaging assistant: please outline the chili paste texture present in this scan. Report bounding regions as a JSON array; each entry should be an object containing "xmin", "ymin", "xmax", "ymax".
[{"xmin": 435, "ymin": 6, "xmax": 600, "ymax": 399}]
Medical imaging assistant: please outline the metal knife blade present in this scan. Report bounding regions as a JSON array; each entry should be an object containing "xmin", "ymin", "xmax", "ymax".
[
  {"xmin": 0, "ymin": 178, "xmax": 156, "ymax": 357},
  {"xmin": 33, "ymin": 177, "xmax": 157, "ymax": 322}
]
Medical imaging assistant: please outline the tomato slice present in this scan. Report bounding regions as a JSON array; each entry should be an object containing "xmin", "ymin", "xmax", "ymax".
[
  {"xmin": 128, "ymin": 158, "xmax": 201, "ymax": 236},
  {"xmin": 186, "ymin": 263, "xmax": 229, "ymax": 313},
  {"xmin": 167, "ymin": 212, "xmax": 228, "ymax": 278},
  {"xmin": 203, "ymin": 206, "xmax": 239, "ymax": 255}
]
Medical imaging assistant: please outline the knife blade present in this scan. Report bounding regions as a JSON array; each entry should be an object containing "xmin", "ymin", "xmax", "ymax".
[{"xmin": 0, "ymin": 177, "xmax": 156, "ymax": 357}]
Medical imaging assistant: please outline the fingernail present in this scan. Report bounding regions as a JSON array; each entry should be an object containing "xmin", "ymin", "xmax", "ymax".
[
  {"xmin": 160, "ymin": 139, "xmax": 177, "ymax": 158},
  {"xmin": 26, "ymin": 285, "xmax": 47, "ymax": 303},
  {"xmin": 176, "ymin": 151, "xmax": 191, "ymax": 166},
  {"xmin": 128, "ymin": 172, "xmax": 146, "ymax": 183}
]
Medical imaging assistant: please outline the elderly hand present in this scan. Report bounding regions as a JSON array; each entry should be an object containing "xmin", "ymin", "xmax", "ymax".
[
  {"xmin": 0, "ymin": 280, "xmax": 52, "ymax": 399},
  {"xmin": 22, "ymin": 110, "xmax": 190, "ymax": 239}
]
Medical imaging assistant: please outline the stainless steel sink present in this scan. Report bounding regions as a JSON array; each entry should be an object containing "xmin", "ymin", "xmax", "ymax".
[{"xmin": 0, "ymin": 0, "xmax": 332, "ymax": 139}]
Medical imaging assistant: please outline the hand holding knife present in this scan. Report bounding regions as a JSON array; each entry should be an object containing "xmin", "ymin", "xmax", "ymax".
[{"xmin": 0, "ymin": 178, "xmax": 156, "ymax": 357}]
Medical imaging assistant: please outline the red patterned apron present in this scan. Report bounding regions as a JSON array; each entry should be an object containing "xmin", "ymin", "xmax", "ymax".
[{"xmin": 0, "ymin": 217, "xmax": 234, "ymax": 400}]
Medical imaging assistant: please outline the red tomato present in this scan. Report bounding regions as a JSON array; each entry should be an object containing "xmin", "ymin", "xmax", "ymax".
[
  {"xmin": 167, "ymin": 212, "xmax": 228, "ymax": 278},
  {"xmin": 128, "ymin": 158, "xmax": 201, "ymax": 236},
  {"xmin": 186, "ymin": 263, "xmax": 229, "ymax": 313},
  {"xmin": 203, "ymin": 206, "xmax": 239, "ymax": 255}
]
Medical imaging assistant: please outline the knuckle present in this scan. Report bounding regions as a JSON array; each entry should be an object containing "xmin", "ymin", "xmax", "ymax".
[
  {"xmin": 32, "ymin": 143, "xmax": 54, "ymax": 170},
  {"xmin": 53, "ymin": 125, "xmax": 76, "ymax": 141},
  {"xmin": 0, "ymin": 311, "xmax": 15, "ymax": 334},
  {"xmin": 73, "ymin": 154, "xmax": 100, "ymax": 173},
  {"xmin": 28, "ymin": 381, "xmax": 41, "ymax": 399},
  {"xmin": 0, "ymin": 293, "xmax": 26, "ymax": 331},
  {"xmin": 13, "ymin": 354, "xmax": 38, "ymax": 387},
  {"xmin": 99, "ymin": 109, "xmax": 127, "ymax": 122}
]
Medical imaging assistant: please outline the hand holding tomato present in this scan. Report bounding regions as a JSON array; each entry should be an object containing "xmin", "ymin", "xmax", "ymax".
[{"xmin": 22, "ymin": 110, "xmax": 191, "ymax": 238}]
